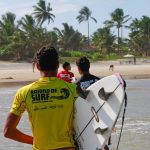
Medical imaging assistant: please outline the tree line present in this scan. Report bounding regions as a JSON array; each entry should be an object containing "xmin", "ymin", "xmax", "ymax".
[{"xmin": 0, "ymin": 0, "xmax": 150, "ymax": 61}]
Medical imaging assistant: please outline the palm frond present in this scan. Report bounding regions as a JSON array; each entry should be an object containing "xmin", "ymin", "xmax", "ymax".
[{"xmin": 91, "ymin": 17, "xmax": 97, "ymax": 23}]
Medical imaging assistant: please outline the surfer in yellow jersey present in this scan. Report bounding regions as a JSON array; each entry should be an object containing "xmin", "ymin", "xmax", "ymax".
[
  {"xmin": 3, "ymin": 45, "xmax": 78, "ymax": 150},
  {"xmin": 76, "ymin": 57, "xmax": 110, "ymax": 150}
]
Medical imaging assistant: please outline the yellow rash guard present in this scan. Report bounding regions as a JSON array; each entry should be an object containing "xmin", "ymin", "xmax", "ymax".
[{"xmin": 10, "ymin": 77, "xmax": 78, "ymax": 150}]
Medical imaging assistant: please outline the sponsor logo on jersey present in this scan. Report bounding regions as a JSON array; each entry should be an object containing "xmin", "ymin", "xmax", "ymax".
[{"xmin": 31, "ymin": 88, "xmax": 70, "ymax": 103}]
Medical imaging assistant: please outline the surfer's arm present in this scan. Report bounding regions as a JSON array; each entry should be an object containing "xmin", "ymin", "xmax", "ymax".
[{"xmin": 3, "ymin": 112, "xmax": 33, "ymax": 144}]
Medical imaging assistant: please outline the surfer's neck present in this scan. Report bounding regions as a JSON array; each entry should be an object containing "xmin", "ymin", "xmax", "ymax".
[
  {"xmin": 40, "ymin": 70, "xmax": 57, "ymax": 77},
  {"xmin": 82, "ymin": 71, "xmax": 90, "ymax": 76}
]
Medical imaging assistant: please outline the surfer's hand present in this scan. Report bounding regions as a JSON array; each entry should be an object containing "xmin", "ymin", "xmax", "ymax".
[
  {"xmin": 112, "ymin": 127, "xmax": 117, "ymax": 132},
  {"xmin": 76, "ymin": 85, "xmax": 89, "ymax": 99}
]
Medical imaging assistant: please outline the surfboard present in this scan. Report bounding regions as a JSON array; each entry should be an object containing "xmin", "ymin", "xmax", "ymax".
[{"xmin": 74, "ymin": 74, "xmax": 125, "ymax": 150}]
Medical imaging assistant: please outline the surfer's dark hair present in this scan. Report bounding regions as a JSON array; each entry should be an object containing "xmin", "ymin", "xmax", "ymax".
[
  {"xmin": 33, "ymin": 45, "xmax": 59, "ymax": 71},
  {"xmin": 76, "ymin": 57, "xmax": 90, "ymax": 72},
  {"xmin": 63, "ymin": 62, "xmax": 70, "ymax": 69}
]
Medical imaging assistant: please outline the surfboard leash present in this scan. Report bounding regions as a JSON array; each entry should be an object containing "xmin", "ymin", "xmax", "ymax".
[{"xmin": 116, "ymin": 83, "xmax": 127, "ymax": 150}]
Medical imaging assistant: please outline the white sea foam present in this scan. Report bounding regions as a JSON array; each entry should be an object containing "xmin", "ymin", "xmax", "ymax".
[
  {"xmin": 0, "ymin": 106, "xmax": 10, "ymax": 109},
  {"xmin": 0, "ymin": 89, "xmax": 17, "ymax": 94},
  {"xmin": 114, "ymin": 118, "xmax": 150, "ymax": 135}
]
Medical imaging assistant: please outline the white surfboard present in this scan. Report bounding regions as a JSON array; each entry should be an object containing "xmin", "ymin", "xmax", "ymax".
[{"xmin": 74, "ymin": 74, "xmax": 125, "ymax": 150}]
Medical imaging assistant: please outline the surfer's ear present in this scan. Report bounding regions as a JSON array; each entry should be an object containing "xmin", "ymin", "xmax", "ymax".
[
  {"xmin": 77, "ymin": 67, "xmax": 83, "ymax": 75},
  {"xmin": 57, "ymin": 63, "xmax": 59, "ymax": 69},
  {"xmin": 36, "ymin": 63, "xmax": 41, "ymax": 71},
  {"xmin": 76, "ymin": 85, "xmax": 89, "ymax": 99}
]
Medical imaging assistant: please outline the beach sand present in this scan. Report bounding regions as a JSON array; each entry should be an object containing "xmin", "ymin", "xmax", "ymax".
[{"xmin": 0, "ymin": 60, "xmax": 150, "ymax": 86}]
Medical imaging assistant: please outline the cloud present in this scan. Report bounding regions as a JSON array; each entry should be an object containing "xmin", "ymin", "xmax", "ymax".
[
  {"xmin": 0, "ymin": 1, "xmax": 79, "ymax": 19},
  {"xmin": 54, "ymin": 3, "xmax": 79, "ymax": 14},
  {"xmin": 12, "ymin": 6, "xmax": 32, "ymax": 17},
  {"xmin": 0, "ymin": 2, "xmax": 9, "ymax": 13},
  {"xmin": 0, "ymin": 2, "xmax": 34, "ymax": 19}
]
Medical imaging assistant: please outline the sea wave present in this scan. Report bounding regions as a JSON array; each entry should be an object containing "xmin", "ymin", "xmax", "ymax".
[
  {"xmin": 114, "ymin": 118, "xmax": 150, "ymax": 135},
  {"xmin": 0, "ymin": 89, "xmax": 17, "ymax": 94}
]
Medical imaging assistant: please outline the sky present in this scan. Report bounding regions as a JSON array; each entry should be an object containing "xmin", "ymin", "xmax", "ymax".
[{"xmin": 0, "ymin": 0, "xmax": 150, "ymax": 37}]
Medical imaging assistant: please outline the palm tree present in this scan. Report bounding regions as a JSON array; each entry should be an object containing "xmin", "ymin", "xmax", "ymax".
[
  {"xmin": 140, "ymin": 16, "xmax": 150, "ymax": 43},
  {"xmin": 0, "ymin": 12, "xmax": 16, "ymax": 36},
  {"xmin": 130, "ymin": 18, "xmax": 140, "ymax": 32},
  {"xmin": 17, "ymin": 15, "xmax": 37, "ymax": 34},
  {"xmin": 76, "ymin": 6, "xmax": 97, "ymax": 47},
  {"xmin": 129, "ymin": 16, "xmax": 150, "ymax": 56},
  {"xmin": 104, "ymin": 8, "xmax": 131, "ymax": 52},
  {"xmin": 46, "ymin": 31, "xmax": 58, "ymax": 47},
  {"xmin": 0, "ymin": 12, "xmax": 21, "ymax": 59},
  {"xmin": 32, "ymin": 0, "xmax": 55, "ymax": 27},
  {"xmin": 92, "ymin": 27, "xmax": 116, "ymax": 53},
  {"xmin": 53, "ymin": 23, "xmax": 82, "ymax": 50}
]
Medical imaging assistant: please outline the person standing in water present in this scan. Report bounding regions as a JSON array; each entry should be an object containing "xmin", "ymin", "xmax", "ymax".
[{"xmin": 3, "ymin": 45, "xmax": 78, "ymax": 150}]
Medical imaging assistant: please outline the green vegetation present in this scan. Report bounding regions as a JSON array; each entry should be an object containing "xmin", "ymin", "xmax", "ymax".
[
  {"xmin": 58, "ymin": 50, "xmax": 120, "ymax": 63},
  {"xmin": 0, "ymin": 0, "xmax": 150, "ymax": 61}
]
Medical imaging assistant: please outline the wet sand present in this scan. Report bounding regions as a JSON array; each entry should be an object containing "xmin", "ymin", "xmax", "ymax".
[{"xmin": 0, "ymin": 60, "xmax": 150, "ymax": 86}]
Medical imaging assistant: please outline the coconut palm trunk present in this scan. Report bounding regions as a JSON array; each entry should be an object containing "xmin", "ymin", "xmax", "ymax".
[
  {"xmin": 117, "ymin": 27, "xmax": 120, "ymax": 52},
  {"xmin": 88, "ymin": 20, "xmax": 90, "ymax": 47}
]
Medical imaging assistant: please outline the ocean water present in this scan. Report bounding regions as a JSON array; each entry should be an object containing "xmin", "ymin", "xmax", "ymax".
[
  {"xmin": 0, "ymin": 79, "xmax": 150, "ymax": 150},
  {"xmin": 111, "ymin": 79, "xmax": 150, "ymax": 150}
]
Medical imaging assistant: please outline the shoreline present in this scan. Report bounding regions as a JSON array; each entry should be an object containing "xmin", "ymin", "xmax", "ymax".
[
  {"xmin": 0, "ymin": 61, "xmax": 150, "ymax": 87},
  {"xmin": 0, "ymin": 75, "xmax": 149, "ymax": 87}
]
